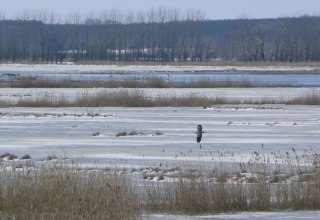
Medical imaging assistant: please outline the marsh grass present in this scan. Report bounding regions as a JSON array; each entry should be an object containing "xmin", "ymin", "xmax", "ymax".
[
  {"xmin": 116, "ymin": 130, "xmax": 146, "ymax": 137},
  {"xmin": 287, "ymin": 90, "xmax": 320, "ymax": 105},
  {"xmin": 46, "ymin": 155, "xmax": 58, "ymax": 161},
  {"xmin": 74, "ymin": 89, "xmax": 152, "ymax": 107},
  {"xmin": 8, "ymin": 89, "xmax": 320, "ymax": 107},
  {"xmin": 0, "ymin": 100, "xmax": 9, "ymax": 107},
  {"xmin": 7, "ymin": 89, "xmax": 241, "ymax": 107},
  {"xmin": 1, "ymin": 150, "xmax": 320, "ymax": 217},
  {"xmin": 143, "ymin": 149, "xmax": 320, "ymax": 215},
  {"xmin": 0, "ymin": 164, "xmax": 141, "ymax": 220},
  {"xmin": 4, "ymin": 75, "xmax": 295, "ymax": 88},
  {"xmin": 1, "ymin": 152, "xmax": 18, "ymax": 160},
  {"xmin": 20, "ymin": 154, "xmax": 31, "ymax": 160},
  {"xmin": 16, "ymin": 92, "xmax": 69, "ymax": 107}
]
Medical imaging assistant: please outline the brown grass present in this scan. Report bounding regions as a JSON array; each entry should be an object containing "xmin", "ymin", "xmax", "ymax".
[
  {"xmin": 287, "ymin": 90, "xmax": 320, "ymax": 105},
  {"xmin": 0, "ymin": 164, "xmax": 141, "ymax": 219},
  {"xmin": 3, "ymin": 75, "xmax": 295, "ymax": 88},
  {"xmin": 143, "ymin": 149, "xmax": 320, "ymax": 215},
  {"xmin": 0, "ymin": 100, "xmax": 9, "ymax": 107},
  {"xmin": 1, "ymin": 150, "xmax": 320, "ymax": 216},
  {"xmin": 116, "ymin": 130, "xmax": 145, "ymax": 137},
  {"xmin": 16, "ymin": 92, "xmax": 69, "ymax": 107},
  {"xmin": 4, "ymin": 89, "xmax": 320, "ymax": 107},
  {"xmin": 74, "ymin": 89, "xmax": 152, "ymax": 107}
]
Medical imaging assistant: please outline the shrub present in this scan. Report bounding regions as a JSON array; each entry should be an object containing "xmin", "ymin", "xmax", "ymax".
[
  {"xmin": 116, "ymin": 131, "xmax": 128, "ymax": 137},
  {"xmin": 92, "ymin": 132, "xmax": 100, "ymax": 136},
  {"xmin": 46, "ymin": 155, "xmax": 58, "ymax": 161},
  {"xmin": 20, "ymin": 154, "xmax": 31, "ymax": 160},
  {"xmin": 116, "ymin": 131, "xmax": 145, "ymax": 137},
  {"xmin": 1, "ymin": 152, "xmax": 17, "ymax": 160}
]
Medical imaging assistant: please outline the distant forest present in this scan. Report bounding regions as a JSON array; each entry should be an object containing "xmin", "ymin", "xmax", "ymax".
[{"xmin": 0, "ymin": 9, "xmax": 319, "ymax": 63}]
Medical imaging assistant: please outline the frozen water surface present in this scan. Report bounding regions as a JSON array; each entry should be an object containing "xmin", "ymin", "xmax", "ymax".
[
  {"xmin": 146, "ymin": 211, "xmax": 320, "ymax": 219},
  {"xmin": 1, "ymin": 63, "xmax": 320, "ymax": 86},
  {"xmin": 1, "ymin": 105, "xmax": 320, "ymax": 168}
]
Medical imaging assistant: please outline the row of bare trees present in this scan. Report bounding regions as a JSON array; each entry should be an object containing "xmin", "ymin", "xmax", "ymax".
[
  {"xmin": 0, "ymin": 9, "xmax": 320, "ymax": 63},
  {"xmin": 222, "ymin": 16, "xmax": 320, "ymax": 62},
  {"xmin": 0, "ymin": 9, "xmax": 210, "ymax": 63}
]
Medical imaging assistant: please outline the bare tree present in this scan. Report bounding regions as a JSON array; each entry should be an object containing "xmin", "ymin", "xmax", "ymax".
[{"xmin": 0, "ymin": 12, "xmax": 5, "ymax": 61}]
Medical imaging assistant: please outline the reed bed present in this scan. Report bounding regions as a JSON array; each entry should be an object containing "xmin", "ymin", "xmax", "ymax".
[
  {"xmin": 0, "ymin": 164, "xmax": 141, "ymax": 220},
  {"xmin": 3, "ymin": 75, "xmax": 295, "ymax": 88},
  {"xmin": 0, "ymin": 149, "xmax": 320, "ymax": 217},
  {"xmin": 287, "ymin": 90, "xmax": 320, "ymax": 105},
  {"xmin": 143, "ymin": 149, "xmax": 320, "ymax": 214},
  {"xmin": 5, "ymin": 89, "xmax": 319, "ymax": 107}
]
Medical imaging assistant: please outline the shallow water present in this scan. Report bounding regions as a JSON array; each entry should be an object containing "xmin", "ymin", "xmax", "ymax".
[{"xmin": 2, "ymin": 70, "xmax": 320, "ymax": 87}]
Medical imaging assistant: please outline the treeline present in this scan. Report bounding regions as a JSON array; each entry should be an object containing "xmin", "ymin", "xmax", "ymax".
[{"xmin": 0, "ymin": 9, "xmax": 320, "ymax": 63}]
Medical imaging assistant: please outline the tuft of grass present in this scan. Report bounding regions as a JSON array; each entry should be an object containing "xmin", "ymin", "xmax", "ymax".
[
  {"xmin": 20, "ymin": 154, "xmax": 31, "ymax": 160},
  {"xmin": 116, "ymin": 130, "xmax": 145, "ymax": 137},
  {"xmin": 116, "ymin": 131, "xmax": 128, "ymax": 137},
  {"xmin": 92, "ymin": 131, "xmax": 100, "ymax": 136},
  {"xmin": 1, "ymin": 152, "xmax": 17, "ymax": 160},
  {"xmin": 154, "ymin": 131, "xmax": 163, "ymax": 135},
  {"xmin": 46, "ymin": 155, "xmax": 58, "ymax": 161}
]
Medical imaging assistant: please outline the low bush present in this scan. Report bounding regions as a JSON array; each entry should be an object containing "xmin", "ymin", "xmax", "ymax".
[
  {"xmin": 116, "ymin": 130, "xmax": 145, "ymax": 137},
  {"xmin": 92, "ymin": 131, "xmax": 100, "ymax": 136},
  {"xmin": 20, "ymin": 154, "xmax": 31, "ymax": 160},
  {"xmin": 0, "ymin": 152, "xmax": 17, "ymax": 160},
  {"xmin": 46, "ymin": 155, "xmax": 58, "ymax": 161}
]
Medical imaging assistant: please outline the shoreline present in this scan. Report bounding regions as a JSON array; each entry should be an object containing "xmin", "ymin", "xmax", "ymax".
[{"xmin": 1, "ymin": 63, "xmax": 320, "ymax": 73}]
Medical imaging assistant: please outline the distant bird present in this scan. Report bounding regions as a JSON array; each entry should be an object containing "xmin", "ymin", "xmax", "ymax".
[
  {"xmin": 196, "ymin": 124, "xmax": 204, "ymax": 143},
  {"xmin": 196, "ymin": 124, "xmax": 205, "ymax": 149}
]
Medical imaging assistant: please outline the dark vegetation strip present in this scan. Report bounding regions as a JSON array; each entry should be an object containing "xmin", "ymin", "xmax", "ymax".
[
  {"xmin": 1, "ymin": 89, "xmax": 320, "ymax": 107},
  {"xmin": 1, "ymin": 76, "xmax": 296, "ymax": 88}
]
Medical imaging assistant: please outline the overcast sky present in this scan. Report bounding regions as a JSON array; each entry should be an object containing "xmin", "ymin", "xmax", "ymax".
[{"xmin": 2, "ymin": 0, "xmax": 320, "ymax": 20}]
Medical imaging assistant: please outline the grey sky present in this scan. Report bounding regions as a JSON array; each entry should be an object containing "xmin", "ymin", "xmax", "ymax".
[{"xmin": 2, "ymin": 0, "xmax": 320, "ymax": 20}]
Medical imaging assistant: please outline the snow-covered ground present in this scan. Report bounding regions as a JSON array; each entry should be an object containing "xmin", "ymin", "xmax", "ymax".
[
  {"xmin": 1, "ymin": 105, "xmax": 319, "ymax": 168},
  {"xmin": 0, "ymin": 63, "xmax": 320, "ymax": 73}
]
